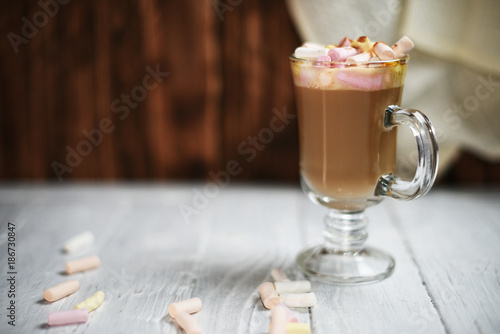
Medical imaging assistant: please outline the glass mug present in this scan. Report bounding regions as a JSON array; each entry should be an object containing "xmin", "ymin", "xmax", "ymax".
[{"xmin": 290, "ymin": 55, "xmax": 438, "ymax": 283}]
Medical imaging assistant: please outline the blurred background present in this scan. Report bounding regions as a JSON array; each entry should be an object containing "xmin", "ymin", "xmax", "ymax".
[{"xmin": 1, "ymin": 0, "xmax": 499, "ymax": 185}]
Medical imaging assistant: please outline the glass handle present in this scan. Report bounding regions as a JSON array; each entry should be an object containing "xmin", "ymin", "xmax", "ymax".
[{"xmin": 376, "ymin": 105, "xmax": 439, "ymax": 200}]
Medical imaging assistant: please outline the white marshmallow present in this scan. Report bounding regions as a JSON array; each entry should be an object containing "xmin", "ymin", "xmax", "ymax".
[
  {"xmin": 346, "ymin": 51, "xmax": 371, "ymax": 63},
  {"xmin": 295, "ymin": 47, "xmax": 328, "ymax": 59},
  {"xmin": 328, "ymin": 47, "xmax": 358, "ymax": 62},
  {"xmin": 373, "ymin": 42, "xmax": 395, "ymax": 60},
  {"xmin": 63, "ymin": 231, "xmax": 94, "ymax": 253},
  {"xmin": 279, "ymin": 293, "xmax": 317, "ymax": 308},
  {"xmin": 270, "ymin": 304, "xmax": 287, "ymax": 334},
  {"xmin": 392, "ymin": 36, "xmax": 414, "ymax": 58},
  {"xmin": 274, "ymin": 280, "xmax": 311, "ymax": 294},
  {"xmin": 302, "ymin": 42, "xmax": 325, "ymax": 48}
]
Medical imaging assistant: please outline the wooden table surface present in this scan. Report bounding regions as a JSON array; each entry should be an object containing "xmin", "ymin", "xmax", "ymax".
[{"xmin": 0, "ymin": 184, "xmax": 499, "ymax": 334}]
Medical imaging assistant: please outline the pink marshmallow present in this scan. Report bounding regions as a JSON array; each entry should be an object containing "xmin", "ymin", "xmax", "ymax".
[
  {"xmin": 279, "ymin": 303, "xmax": 299, "ymax": 323},
  {"xmin": 328, "ymin": 47, "xmax": 358, "ymax": 62},
  {"xmin": 271, "ymin": 269, "xmax": 290, "ymax": 282},
  {"xmin": 391, "ymin": 36, "xmax": 414, "ymax": 58},
  {"xmin": 337, "ymin": 70, "xmax": 383, "ymax": 90},
  {"xmin": 316, "ymin": 55, "xmax": 331, "ymax": 62},
  {"xmin": 48, "ymin": 309, "xmax": 88, "ymax": 326},
  {"xmin": 339, "ymin": 37, "xmax": 352, "ymax": 47},
  {"xmin": 346, "ymin": 52, "xmax": 371, "ymax": 63},
  {"xmin": 374, "ymin": 42, "xmax": 395, "ymax": 60}
]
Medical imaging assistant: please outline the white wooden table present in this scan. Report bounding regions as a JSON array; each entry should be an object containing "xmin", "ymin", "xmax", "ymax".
[{"xmin": 0, "ymin": 184, "xmax": 499, "ymax": 333}]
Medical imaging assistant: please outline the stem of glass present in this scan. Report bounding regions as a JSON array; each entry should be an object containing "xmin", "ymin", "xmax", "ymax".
[{"xmin": 323, "ymin": 210, "xmax": 368, "ymax": 252}]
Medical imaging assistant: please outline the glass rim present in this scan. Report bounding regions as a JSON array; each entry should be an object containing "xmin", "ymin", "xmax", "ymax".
[{"xmin": 289, "ymin": 54, "xmax": 409, "ymax": 65}]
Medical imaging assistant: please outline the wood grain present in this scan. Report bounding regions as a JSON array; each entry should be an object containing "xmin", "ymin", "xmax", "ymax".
[{"xmin": 0, "ymin": 185, "xmax": 498, "ymax": 333}]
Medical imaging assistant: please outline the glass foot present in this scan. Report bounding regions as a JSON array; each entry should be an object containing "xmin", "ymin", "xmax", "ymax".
[{"xmin": 297, "ymin": 246, "xmax": 395, "ymax": 284}]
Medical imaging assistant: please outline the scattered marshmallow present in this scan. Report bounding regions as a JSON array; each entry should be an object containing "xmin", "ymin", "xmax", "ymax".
[
  {"xmin": 392, "ymin": 36, "xmax": 414, "ymax": 58},
  {"xmin": 48, "ymin": 309, "xmax": 88, "ymax": 326},
  {"xmin": 269, "ymin": 322, "xmax": 311, "ymax": 334},
  {"xmin": 43, "ymin": 280, "xmax": 80, "ymax": 302},
  {"xmin": 328, "ymin": 47, "xmax": 358, "ymax": 62},
  {"xmin": 270, "ymin": 304, "xmax": 287, "ymax": 334},
  {"xmin": 175, "ymin": 312, "xmax": 202, "ymax": 334},
  {"xmin": 74, "ymin": 291, "xmax": 105, "ymax": 312},
  {"xmin": 373, "ymin": 42, "xmax": 395, "ymax": 60},
  {"xmin": 168, "ymin": 297, "xmax": 203, "ymax": 319},
  {"xmin": 285, "ymin": 323, "xmax": 311, "ymax": 333},
  {"xmin": 271, "ymin": 269, "xmax": 290, "ymax": 282},
  {"xmin": 279, "ymin": 293, "xmax": 317, "ymax": 308},
  {"xmin": 279, "ymin": 303, "xmax": 299, "ymax": 323},
  {"xmin": 66, "ymin": 255, "xmax": 101, "ymax": 275},
  {"xmin": 258, "ymin": 282, "xmax": 280, "ymax": 309},
  {"xmin": 274, "ymin": 281, "xmax": 311, "ymax": 294},
  {"xmin": 63, "ymin": 231, "xmax": 95, "ymax": 254},
  {"xmin": 295, "ymin": 47, "xmax": 328, "ymax": 59}
]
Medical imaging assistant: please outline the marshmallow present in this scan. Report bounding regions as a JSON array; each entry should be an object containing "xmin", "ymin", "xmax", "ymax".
[
  {"xmin": 355, "ymin": 36, "xmax": 372, "ymax": 53},
  {"xmin": 295, "ymin": 47, "xmax": 328, "ymax": 59},
  {"xmin": 48, "ymin": 309, "xmax": 88, "ymax": 326},
  {"xmin": 337, "ymin": 69, "xmax": 384, "ymax": 90},
  {"xmin": 274, "ymin": 281, "xmax": 311, "ymax": 294},
  {"xmin": 74, "ymin": 291, "xmax": 105, "ymax": 312},
  {"xmin": 270, "ymin": 304, "xmax": 287, "ymax": 334},
  {"xmin": 328, "ymin": 47, "xmax": 358, "ymax": 61},
  {"xmin": 339, "ymin": 37, "xmax": 352, "ymax": 47},
  {"xmin": 392, "ymin": 36, "xmax": 414, "ymax": 58},
  {"xmin": 271, "ymin": 268, "xmax": 289, "ymax": 282},
  {"xmin": 368, "ymin": 56, "xmax": 381, "ymax": 68},
  {"xmin": 373, "ymin": 42, "xmax": 395, "ymax": 60},
  {"xmin": 66, "ymin": 255, "xmax": 100, "ymax": 275},
  {"xmin": 279, "ymin": 293, "xmax": 317, "ymax": 308},
  {"xmin": 346, "ymin": 52, "xmax": 371, "ymax": 63},
  {"xmin": 279, "ymin": 303, "xmax": 299, "ymax": 323},
  {"xmin": 63, "ymin": 231, "xmax": 95, "ymax": 253},
  {"xmin": 258, "ymin": 282, "xmax": 280, "ymax": 309},
  {"xmin": 269, "ymin": 323, "xmax": 311, "ymax": 334},
  {"xmin": 43, "ymin": 280, "xmax": 80, "ymax": 302},
  {"xmin": 302, "ymin": 42, "xmax": 324, "ymax": 49},
  {"xmin": 168, "ymin": 297, "xmax": 203, "ymax": 319},
  {"xmin": 175, "ymin": 312, "xmax": 202, "ymax": 334},
  {"xmin": 325, "ymin": 44, "xmax": 337, "ymax": 49},
  {"xmin": 315, "ymin": 55, "xmax": 331, "ymax": 63},
  {"xmin": 285, "ymin": 323, "xmax": 310, "ymax": 333}
]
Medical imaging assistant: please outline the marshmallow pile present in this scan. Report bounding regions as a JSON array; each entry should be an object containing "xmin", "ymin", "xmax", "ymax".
[
  {"xmin": 294, "ymin": 36, "xmax": 414, "ymax": 63},
  {"xmin": 259, "ymin": 269, "xmax": 314, "ymax": 334},
  {"xmin": 291, "ymin": 36, "xmax": 414, "ymax": 91}
]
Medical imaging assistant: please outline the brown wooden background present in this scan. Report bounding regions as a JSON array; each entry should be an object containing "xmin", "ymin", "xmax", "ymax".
[{"xmin": 1, "ymin": 0, "xmax": 499, "ymax": 184}]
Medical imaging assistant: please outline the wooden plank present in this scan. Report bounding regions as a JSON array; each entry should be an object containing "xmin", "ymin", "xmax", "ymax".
[
  {"xmin": 188, "ymin": 186, "xmax": 309, "ymax": 333},
  {"xmin": 299, "ymin": 198, "xmax": 446, "ymax": 333},
  {"xmin": 0, "ymin": 185, "xmax": 498, "ymax": 333},
  {"xmin": 389, "ymin": 190, "xmax": 500, "ymax": 333}
]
